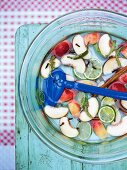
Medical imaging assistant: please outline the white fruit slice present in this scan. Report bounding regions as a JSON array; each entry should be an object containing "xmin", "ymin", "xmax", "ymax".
[
  {"xmin": 44, "ymin": 105, "xmax": 68, "ymax": 119},
  {"xmin": 121, "ymin": 100, "xmax": 127, "ymax": 110},
  {"xmin": 66, "ymin": 74, "xmax": 75, "ymax": 81},
  {"xmin": 107, "ymin": 116, "xmax": 127, "ymax": 136},
  {"xmin": 60, "ymin": 117, "xmax": 79, "ymax": 138},
  {"xmin": 99, "ymin": 34, "xmax": 111, "ymax": 57},
  {"xmin": 103, "ymin": 57, "xmax": 127, "ymax": 75},
  {"xmin": 111, "ymin": 108, "xmax": 121, "ymax": 126},
  {"xmin": 83, "ymin": 50, "xmax": 92, "ymax": 59},
  {"xmin": 77, "ymin": 80, "xmax": 97, "ymax": 86},
  {"xmin": 61, "ymin": 54, "xmax": 86, "ymax": 74},
  {"xmin": 73, "ymin": 34, "xmax": 87, "ymax": 55},
  {"xmin": 109, "ymin": 51, "xmax": 116, "ymax": 57},
  {"xmin": 79, "ymin": 97, "xmax": 99, "ymax": 122},
  {"xmin": 41, "ymin": 58, "xmax": 60, "ymax": 78}
]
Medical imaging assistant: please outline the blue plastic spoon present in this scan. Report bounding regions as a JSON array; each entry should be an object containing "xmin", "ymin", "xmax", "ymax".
[{"xmin": 42, "ymin": 68, "xmax": 127, "ymax": 106}]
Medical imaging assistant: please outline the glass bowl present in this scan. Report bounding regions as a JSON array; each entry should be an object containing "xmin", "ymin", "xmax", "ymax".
[{"xmin": 19, "ymin": 9, "xmax": 127, "ymax": 163}]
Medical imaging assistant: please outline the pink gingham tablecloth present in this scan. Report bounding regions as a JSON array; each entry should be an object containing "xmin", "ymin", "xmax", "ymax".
[{"xmin": 0, "ymin": 0, "xmax": 127, "ymax": 169}]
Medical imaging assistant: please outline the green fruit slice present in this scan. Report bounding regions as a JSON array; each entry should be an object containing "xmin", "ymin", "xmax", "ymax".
[
  {"xmin": 98, "ymin": 106, "xmax": 116, "ymax": 124},
  {"xmin": 84, "ymin": 58, "xmax": 102, "ymax": 80},
  {"xmin": 101, "ymin": 97, "xmax": 115, "ymax": 106},
  {"xmin": 73, "ymin": 69, "xmax": 86, "ymax": 80},
  {"xmin": 75, "ymin": 92, "xmax": 86, "ymax": 107},
  {"xmin": 77, "ymin": 122, "xmax": 92, "ymax": 140}
]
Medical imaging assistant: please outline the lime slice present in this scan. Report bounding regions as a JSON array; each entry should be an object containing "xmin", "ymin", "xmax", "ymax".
[
  {"xmin": 77, "ymin": 122, "xmax": 92, "ymax": 140},
  {"xmin": 75, "ymin": 92, "xmax": 86, "ymax": 106},
  {"xmin": 101, "ymin": 97, "xmax": 115, "ymax": 106},
  {"xmin": 73, "ymin": 69, "xmax": 86, "ymax": 80},
  {"xmin": 98, "ymin": 106, "xmax": 116, "ymax": 124},
  {"xmin": 84, "ymin": 58, "xmax": 102, "ymax": 80}
]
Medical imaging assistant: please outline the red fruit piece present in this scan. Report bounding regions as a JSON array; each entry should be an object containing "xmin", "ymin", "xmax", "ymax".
[
  {"xmin": 109, "ymin": 81, "xmax": 127, "ymax": 92},
  {"xmin": 120, "ymin": 42, "xmax": 127, "ymax": 58},
  {"xmin": 91, "ymin": 119, "xmax": 108, "ymax": 139},
  {"xmin": 119, "ymin": 73, "xmax": 127, "ymax": 84},
  {"xmin": 68, "ymin": 100, "xmax": 80, "ymax": 118},
  {"xmin": 84, "ymin": 32, "xmax": 100, "ymax": 45},
  {"xmin": 52, "ymin": 40, "xmax": 72, "ymax": 57},
  {"xmin": 59, "ymin": 89, "xmax": 76, "ymax": 102}
]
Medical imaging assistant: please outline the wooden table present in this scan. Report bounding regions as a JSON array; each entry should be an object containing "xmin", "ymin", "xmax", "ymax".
[{"xmin": 16, "ymin": 24, "xmax": 127, "ymax": 170}]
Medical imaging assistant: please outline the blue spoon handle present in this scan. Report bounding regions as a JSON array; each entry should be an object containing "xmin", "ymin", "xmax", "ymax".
[{"xmin": 65, "ymin": 80, "xmax": 127, "ymax": 100}]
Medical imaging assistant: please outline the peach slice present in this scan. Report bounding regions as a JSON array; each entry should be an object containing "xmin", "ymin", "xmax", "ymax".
[
  {"xmin": 59, "ymin": 89, "xmax": 76, "ymax": 102},
  {"xmin": 84, "ymin": 32, "xmax": 100, "ymax": 45},
  {"xmin": 91, "ymin": 119, "xmax": 108, "ymax": 139},
  {"xmin": 68, "ymin": 100, "xmax": 80, "ymax": 118}
]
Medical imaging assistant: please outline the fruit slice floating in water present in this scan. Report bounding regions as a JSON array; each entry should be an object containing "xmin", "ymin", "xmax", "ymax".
[
  {"xmin": 41, "ymin": 57, "xmax": 60, "ymax": 78},
  {"xmin": 120, "ymin": 42, "xmax": 127, "ymax": 58},
  {"xmin": 61, "ymin": 54, "xmax": 86, "ymax": 74},
  {"xmin": 98, "ymin": 105, "xmax": 116, "ymax": 124},
  {"xmin": 101, "ymin": 97, "xmax": 115, "ymax": 106},
  {"xmin": 52, "ymin": 40, "xmax": 72, "ymax": 57},
  {"xmin": 68, "ymin": 100, "xmax": 80, "ymax": 118},
  {"xmin": 79, "ymin": 97, "xmax": 99, "ymax": 122},
  {"xmin": 77, "ymin": 80, "xmax": 97, "ymax": 86},
  {"xmin": 109, "ymin": 81, "xmax": 127, "ymax": 92},
  {"xmin": 60, "ymin": 117, "xmax": 79, "ymax": 138},
  {"xmin": 73, "ymin": 34, "xmax": 87, "ymax": 55},
  {"xmin": 111, "ymin": 108, "xmax": 121, "ymax": 125},
  {"xmin": 73, "ymin": 69, "xmax": 86, "ymax": 80},
  {"xmin": 98, "ymin": 34, "xmax": 113, "ymax": 57},
  {"xmin": 84, "ymin": 58, "xmax": 102, "ymax": 80},
  {"xmin": 120, "ymin": 100, "xmax": 127, "ymax": 111},
  {"xmin": 91, "ymin": 119, "xmax": 108, "ymax": 139},
  {"xmin": 59, "ymin": 89, "xmax": 76, "ymax": 102},
  {"xmin": 107, "ymin": 116, "xmax": 127, "ymax": 136},
  {"xmin": 77, "ymin": 122, "xmax": 92, "ymax": 140},
  {"xmin": 116, "ymin": 100, "xmax": 127, "ymax": 114},
  {"xmin": 103, "ymin": 57, "xmax": 127, "ymax": 75},
  {"xmin": 75, "ymin": 92, "xmax": 86, "ymax": 107},
  {"xmin": 44, "ymin": 105, "xmax": 68, "ymax": 119},
  {"xmin": 118, "ymin": 73, "xmax": 127, "ymax": 84},
  {"xmin": 84, "ymin": 32, "xmax": 100, "ymax": 45}
]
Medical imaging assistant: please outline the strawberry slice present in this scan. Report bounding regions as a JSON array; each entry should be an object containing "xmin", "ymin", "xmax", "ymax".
[
  {"xmin": 109, "ymin": 81, "xmax": 127, "ymax": 92},
  {"xmin": 84, "ymin": 32, "xmax": 100, "ymax": 45},
  {"xmin": 52, "ymin": 40, "xmax": 72, "ymax": 57}
]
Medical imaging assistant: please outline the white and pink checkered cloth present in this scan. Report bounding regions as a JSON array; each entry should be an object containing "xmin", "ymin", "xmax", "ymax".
[{"xmin": 0, "ymin": 0, "xmax": 127, "ymax": 169}]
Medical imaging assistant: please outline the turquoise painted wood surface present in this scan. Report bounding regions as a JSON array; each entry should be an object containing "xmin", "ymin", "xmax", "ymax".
[{"xmin": 16, "ymin": 24, "xmax": 127, "ymax": 170}]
